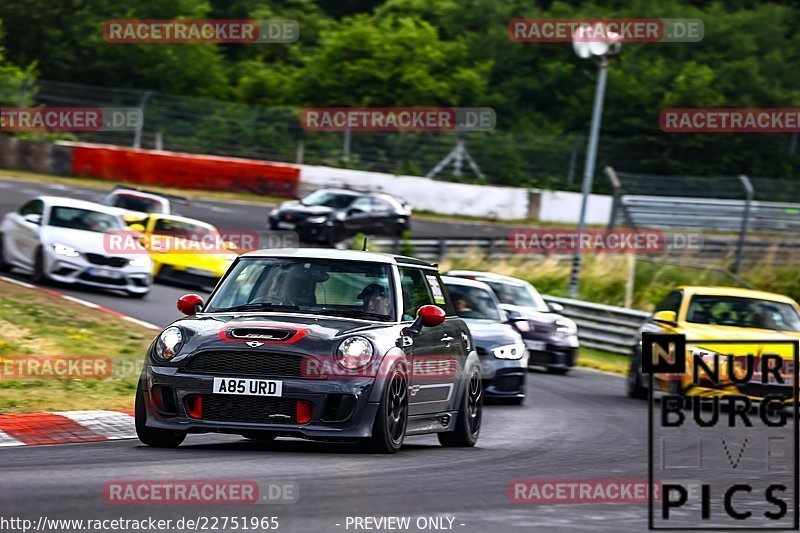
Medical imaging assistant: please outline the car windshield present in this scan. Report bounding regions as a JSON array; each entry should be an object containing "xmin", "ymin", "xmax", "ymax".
[
  {"xmin": 686, "ymin": 295, "xmax": 800, "ymax": 332},
  {"xmin": 205, "ymin": 257, "xmax": 396, "ymax": 321},
  {"xmin": 445, "ymin": 284, "xmax": 501, "ymax": 321},
  {"xmin": 153, "ymin": 218, "xmax": 215, "ymax": 240},
  {"xmin": 484, "ymin": 280, "xmax": 548, "ymax": 311},
  {"xmin": 48, "ymin": 207, "xmax": 124, "ymax": 233},
  {"xmin": 301, "ymin": 190, "xmax": 357, "ymax": 209},
  {"xmin": 110, "ymin": 194, "xmax": 164, "ymax": 214}
]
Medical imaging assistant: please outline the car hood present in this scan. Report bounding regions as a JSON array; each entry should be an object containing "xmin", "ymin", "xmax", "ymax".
[
  {"xmin": 277, "ymin": 201, "xmax": 336, "ymax": 216},
  {"xmin": 41, "ymin": 227, "xmax": 144, "ymax": 256},
  {"xmin": 168, "ymin": 313, "xmax": 395, "ymax": 361},
  {"xmin": 462, "ymin": 319, "xmax": 522, "ymax": 348}
]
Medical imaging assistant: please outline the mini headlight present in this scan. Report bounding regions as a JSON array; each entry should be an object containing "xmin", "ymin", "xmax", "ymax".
[
  {"xmin": 129, "ymin": 255, "xmax": 151, "ymax": 267},
  {"xmin": 155, "ymin": 327, "xmax": 183, "ymax": 360},
  {"xmin": 306, "ymin": 216, "xmax": 328, "ymax": 224},
  {"xmin": 555, "ymin": 318, "xmax": 577, "ymax": 335},
  {"xmin": 336, "ymin": 336, "xmax": 374, "ymax": 369},
  {"xmin": 52, "ymin": 243, "xmax": 80, "ymax": 257},
  {"xmin": 492, "ymin": 343, "xmax": 526, "ymax": 360}
]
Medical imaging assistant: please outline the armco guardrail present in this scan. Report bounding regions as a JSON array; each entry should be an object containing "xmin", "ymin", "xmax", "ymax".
[{"xmin": 542, "ymin": 295, "xmax": 650, "ymax": 355}]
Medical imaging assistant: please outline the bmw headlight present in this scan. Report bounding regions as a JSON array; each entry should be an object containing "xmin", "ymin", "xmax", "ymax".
[
  {"xmin": 555, "ymin": 318, "xmax": 578, "ymax": 335},
  {"xmin": 336, "ymin": 336, "xmax": 374, "ymax": 369},
  {"xmin": 154, "ymin": 327, "xmax": 183, "ymax": 361},
  {"xmin": 129, "ymin": 255, "xmax": 151, "ymax": 267},
  {"xmin": 492, "ymin": 343, "xmax": 526, "ymax": 360},
  {"xmin": 306, "ymin": 216, "xmax": 328, "ymax": 224},
  {"xmin": 52, "ymin": 243, "xmax": 80, "ymax": 257}
]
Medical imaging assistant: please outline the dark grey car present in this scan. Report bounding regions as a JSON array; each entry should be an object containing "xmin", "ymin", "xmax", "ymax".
[
  {"xmin": 442, "ymin": 276, "xmax": 527, "ymax": 403},
  {"xmin": 446, "ymin": 270, "xmax": 580, "ymax": 374}
]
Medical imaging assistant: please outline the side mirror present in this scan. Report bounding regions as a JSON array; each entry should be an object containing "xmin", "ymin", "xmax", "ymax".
[
  {"xmin": 128, "ymin": 223, "xmax": 146, "ymax": 232},
  {"xmin": 653, "ymin": 310, "xmax": 677, "ymax": 325},
  {"xmin": 547, "ymin": 302, "xmax": 565, "ymax": 313},
  {"xmin": 403, "ymin": 305, "xmax": 446, "ymax": 336},
  {"xmin": 177, "ymin": 293, "xmax": 204, "ymax": 316},
  {"xmin": 23, "ymin": 213, "xmax": 41, "ymax": 225}
]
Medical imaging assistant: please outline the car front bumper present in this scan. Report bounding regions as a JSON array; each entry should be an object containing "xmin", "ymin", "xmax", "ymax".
[
  {"xmin": 141, "ymin": 365, "xmax": 381, "ymax": 439},
  {"xmin": 46, "ymin": 254, "xmax": 151, "ymax": 293},
  {"xmin": 524, "ymin": 336, "xmax": 579, "ymax": 369}
]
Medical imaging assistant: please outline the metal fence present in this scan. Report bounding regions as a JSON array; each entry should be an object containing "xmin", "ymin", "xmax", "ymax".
[{"xmin": 542, "ymin": 295, "xmax": 649, "ymax": 355}]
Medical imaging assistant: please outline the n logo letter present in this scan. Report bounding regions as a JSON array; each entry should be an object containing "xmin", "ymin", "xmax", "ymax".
[{"xmin": 642, "ymin": 333, "xmax": 686, "ymax": 373}]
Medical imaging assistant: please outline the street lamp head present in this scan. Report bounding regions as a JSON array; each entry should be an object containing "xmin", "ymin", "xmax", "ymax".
[{"xmin": 572, "ymin": 23, "xmax": 622, "ymax": 59}]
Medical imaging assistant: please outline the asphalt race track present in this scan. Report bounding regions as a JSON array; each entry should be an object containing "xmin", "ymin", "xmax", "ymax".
[
  {"xmin": 0, "ymin": 369, "xmax": 660, "ymax": 532},
  {"xmin": 0, "ymin": 177, "xmax": 513, "ymax": 327}
]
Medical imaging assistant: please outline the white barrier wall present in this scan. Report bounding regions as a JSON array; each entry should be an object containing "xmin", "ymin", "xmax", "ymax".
[{"xmin": 299, "ymin": 164, "xmax": 612, "ymax": 224}]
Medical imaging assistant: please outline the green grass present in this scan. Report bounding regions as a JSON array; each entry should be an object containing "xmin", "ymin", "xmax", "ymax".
[
  {"xmin": 577, "ymin": 347, "xmax": 629, "ymax": 375},
  {"xmin": 0, "ymin": 280, "xmax": 156, "ymax": 413}
]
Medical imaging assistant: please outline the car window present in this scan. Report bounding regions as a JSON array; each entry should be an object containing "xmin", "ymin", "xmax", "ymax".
[
  {"xmin": 350, "ymin": 197, "xmax": 372, "ymax": 212},
  {"xmin": 153, "ymin": 218, "xmax": 214, "ymax": 240},
  {"xmin": 446, "ymin": 284, "xmax": 501, "ymax": 321},
  {"xmin": 655, "ymin": 291, "xmax": 683, "ymax": 314},
  {"xmin": 19, "ymin": 200, "xmax": 43, "ymax": 216},
  {"xmin": 48, "ymin": 207, "xmax": 123, "ymax": 233},
  {"xmin": 372, "ymin": 198, "xmax": 393, "ymax": 211},
  {"xmin": 111, "ymin": 193, "xmax": 164, "ymax": 213},
  {"xmin": 301, "ymin": 190, "xmax": 357, "ymax": 209},
  {"xmin": 484, "ymin": 280, "xmax": 548, "ymax": 311},
  {"xmin": 399, "ymin": 267, "xmax": 434, "ymax": 321},
  {"xmin": 686, "ymin": 295, "xmax": 800, "ymax": 332}
]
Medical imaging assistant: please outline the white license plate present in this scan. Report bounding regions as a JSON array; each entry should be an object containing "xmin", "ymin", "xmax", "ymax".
[
  {"xmin": 525, "ymin": 340, "xmax": 547, "ymax": 351},
  {"xmin": 212, "ymin": 377, "xmax": 283, "ymax": 397},
  {"xmin": 87, "ymin": 267, "xmax": 122, "ymax": 279},
  {"xmin": 276, "ymin": 221, "xmax": 296, "ymax": 230}
]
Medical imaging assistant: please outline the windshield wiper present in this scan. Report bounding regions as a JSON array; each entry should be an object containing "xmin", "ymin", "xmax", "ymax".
[
  {"xmin": 315, "ymin": 308, "xmax": 393, "ymax": 321},
  {"xmin": 211, "ymin": 302, "xmax": 300, "ymax": 313}
]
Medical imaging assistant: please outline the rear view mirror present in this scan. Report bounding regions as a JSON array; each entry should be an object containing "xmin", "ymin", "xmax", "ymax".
[
  {"xmin": 23, "ymin": 214, "xmax": 41, "ymax": 225},
  {"xmin": 177, "ymin": 293, "xmax": 204, "ymax": 315}
]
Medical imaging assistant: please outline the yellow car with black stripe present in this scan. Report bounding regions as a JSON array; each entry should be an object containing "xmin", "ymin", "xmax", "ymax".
[
  {"xmin": 128, "ymin": 214, "xmax": 239, "ymax": 290},
  {"xmin": 627, "ymin": 286, "xmax": 800, "ymax": 402}
]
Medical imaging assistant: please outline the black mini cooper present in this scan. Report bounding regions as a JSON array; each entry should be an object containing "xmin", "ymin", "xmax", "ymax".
[{"xmin": 136, "ymin": 249, "xmax": 482, "ymax": 453}]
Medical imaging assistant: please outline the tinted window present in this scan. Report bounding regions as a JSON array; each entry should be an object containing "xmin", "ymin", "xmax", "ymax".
[
  {"xmin": 372, "ymin": 198, "xmax": 394, "ymax": 211},
  {"xmin": 48, "ymin": 207, "xmax": 123, "ymax": 233},
  {"xmin": 19, "ymin": 200, "xmax": 43, "ymax": 216},
  {"xmin": 484, "ymin": 280, "xmax": 548, "ymax": 311},
  {"xmin": 686, "ymin": 295, "xmax": 800, "ymax": 332},
  {"xmin": 399, "ymin": 267, "xmax": 434, "ymax": 321},
  {"xmin": 111, "ymin": 194, "xmax": 164, "ymax": 213},
  {"xmin": 655, "ymin": 291, "xmax": 683, "ymax": 313},
  {"xmin": 350, "ymin": 197, "xmax": 372, "ymax": 212},
  {"xmin": 301, "ymin": 190, "xmax": 357, "ymax": 209},
  {"xmin": 446, "ymin": 284, "xmax": 501, "ymax": 321}
]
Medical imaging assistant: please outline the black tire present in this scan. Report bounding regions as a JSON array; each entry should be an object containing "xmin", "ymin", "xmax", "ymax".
[
  {"xmin": 30, "ymin": 248, "xmax": 50, "ymax": 285},
  {"xmin": 438, "ymin": 366, "xmax": 482, "ymax": 447},
  {"xmin": 365, "ymin": 366, "xmax": 408, "ymax": 453},
  {"xmin": 547, "ymin": 367, "xmax": 570, "ymax": 375},
  {"xmin": 627, "ymin": 348, "xmax": 648, "ymax": 399},
  {"xmin": 506, "ymin": 396, "xmax": 524, "ymax": 405},
  {"xmin": 135, "ymin": 381, "xmax": 186, "ymax": 448},
  {"xmin": 0, "ymin": 234, "xmax": 8, "ymax": 272}
]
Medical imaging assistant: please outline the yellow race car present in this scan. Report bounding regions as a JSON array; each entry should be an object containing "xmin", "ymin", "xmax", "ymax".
[
  {"xmin": 127, "ymin": 214, "xmax": 239, "ymax": 290},
  {"xmin": 627, "ymin": 286, "xmax": 800, "ymax": 402}
]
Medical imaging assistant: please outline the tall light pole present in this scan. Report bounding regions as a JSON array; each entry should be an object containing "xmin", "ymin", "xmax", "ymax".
[{"xmin": 567, "ymin": 24, "xmax": 621, "ymax": 299}]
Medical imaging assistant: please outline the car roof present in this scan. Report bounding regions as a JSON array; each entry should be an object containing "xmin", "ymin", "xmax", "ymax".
[
  {"xmin": 678, "ymin": 286, "xmax": 799, "ymax": 305},
  {"xmin": 446, "ymin": 270, "xmax": 529, "ymax": 286},
  {"xmin": 441, "ymin": 275, "xmax": 494, "ymax": 291},
  {"xmin": 37, "ymin": 196, "xmax": 127, "ymax": 216},
  {"xmin": 312, "ymin": 188, "xmax": 406, "ymax": 205},
  {"xmin": 242, "ymin": 248, "xmax": 436, "ymax": 268},
  {"xmin": 109, "ymin": 188, "xmax": 168, "ymax": 202}
]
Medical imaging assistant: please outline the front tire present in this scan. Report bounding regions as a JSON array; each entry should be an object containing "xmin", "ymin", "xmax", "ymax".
[
  {"xmin": 135, "ymin": 381, "xmax": 186, "ymax": 448},
  {"xmin": 627, "ymin": 348, "xmax": 648, "ymax": 399},
  {"xmin": 438, "ymin": 366, "xmax": 482, "ymax": 447},
  {"xmin": 30, "ymin": 248, "xmax": 50, "ymax": 285},
  {"xmin": 365, "ymin": 367, "xmax": 408, "ymax": 453},
  {"xmin": 0, "ymin": 234, "xmax": 8, "ymax": 272}
]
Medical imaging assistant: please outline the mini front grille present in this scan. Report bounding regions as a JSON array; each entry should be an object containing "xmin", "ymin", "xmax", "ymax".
[
  {"xmin": 85, "ymin": 253, "xmax": 128, "ymax": 268},
  {"xmin": 184, "ymin": 351, "xmax": 303, "ymax": 377},
  {"xmin": 200, "ymin": 395, "xmax": 297, "ymax": 424}
]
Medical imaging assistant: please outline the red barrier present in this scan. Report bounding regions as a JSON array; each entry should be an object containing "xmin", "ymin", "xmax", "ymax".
[{"xmin": 69, "ymin": 143, "xmax": 300, "ymax": 197}]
